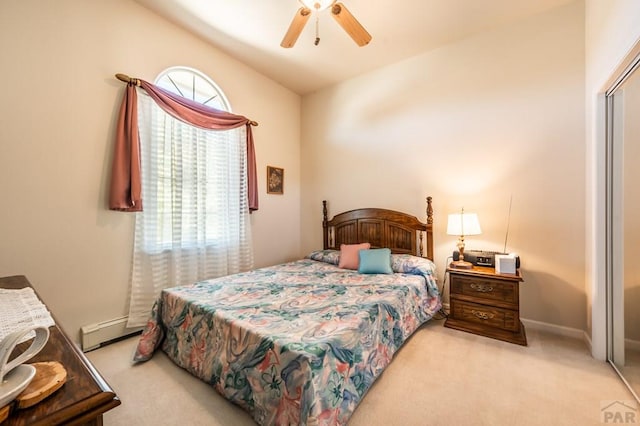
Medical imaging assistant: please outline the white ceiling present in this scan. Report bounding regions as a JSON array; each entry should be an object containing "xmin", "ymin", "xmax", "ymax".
[{"xmin": 134, "ymin": 0, "xmax": 575, "ymax": 95}]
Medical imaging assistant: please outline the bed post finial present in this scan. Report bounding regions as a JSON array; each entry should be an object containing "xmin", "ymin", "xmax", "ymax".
[
  {"xmin": 323, "ymin": 200, "xmax": 328, "ymax": 224},
  {"xmin": 426, "ymin": 196, "xmax": 433, "ymax": 225},
  {"xmin": 323, "ymin": 200, "xmax": 329, "ymax": 250}
]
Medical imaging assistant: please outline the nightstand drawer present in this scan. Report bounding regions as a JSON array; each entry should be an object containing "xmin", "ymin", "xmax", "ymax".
[
  {"xmin": 451, "ymin": 300, "xmax": 520, "ymax": 332},
  {"xmin": 450, "ymin": 274, "xmax": 517, "ymax": 305}
]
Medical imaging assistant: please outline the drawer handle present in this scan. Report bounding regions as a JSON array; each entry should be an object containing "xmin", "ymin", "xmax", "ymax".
[
  {"xmin": 471, "ymin": 310, "xmax": 495, "ymax": 320},
  {"xmin": 470, "ymin": 283, "xmax": 494, "ymax": 293}
]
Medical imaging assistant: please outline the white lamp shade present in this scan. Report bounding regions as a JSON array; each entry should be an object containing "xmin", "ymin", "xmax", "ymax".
[{"xmin": 447, "ymin": 213, "xmax": 482, "ymax": 236}]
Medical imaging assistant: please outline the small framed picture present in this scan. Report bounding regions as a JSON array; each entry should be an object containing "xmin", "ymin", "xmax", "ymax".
[{"xmin": 267, "ymin": 166, "xmax": 284, "ymax": 194}]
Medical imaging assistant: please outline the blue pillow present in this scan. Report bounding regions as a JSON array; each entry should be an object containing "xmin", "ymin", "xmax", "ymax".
[{"xmin": 358, "ymin": 248, "xmax": 393, "ymax": 274}]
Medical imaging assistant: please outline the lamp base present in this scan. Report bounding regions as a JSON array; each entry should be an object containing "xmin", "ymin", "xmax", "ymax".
[{"xmin": 449, "ymin": 260, "xmax": 474, "ymax": 270}]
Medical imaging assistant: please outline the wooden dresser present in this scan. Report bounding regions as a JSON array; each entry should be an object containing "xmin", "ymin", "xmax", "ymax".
[
  {"xmin": 0, "ymin": 275, "xmax": 120, "ymax": 425},
  {"xmin": 444, "ymin": 266, "xmax": 527, "ymax": 346}
]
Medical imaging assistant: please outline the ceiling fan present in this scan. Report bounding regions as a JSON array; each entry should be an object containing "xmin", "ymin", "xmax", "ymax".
[{"xmin": 281, "ymin": 0, "xmax": 372, "ymax": 48}]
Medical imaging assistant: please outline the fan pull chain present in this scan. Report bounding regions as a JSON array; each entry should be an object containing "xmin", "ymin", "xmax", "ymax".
[{"xmin": 314, "ymin": 15, "xmax": 320, "ymax": 45}]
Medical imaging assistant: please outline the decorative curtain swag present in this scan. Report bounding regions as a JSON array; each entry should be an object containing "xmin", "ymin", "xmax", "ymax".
[{"xmin": 109, "ymin": 73, "xmax": 259, "ymax": 212}]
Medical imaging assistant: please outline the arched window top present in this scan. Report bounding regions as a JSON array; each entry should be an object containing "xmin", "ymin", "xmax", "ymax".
[{"xmin": 155, "ymin": 66, "xmax": 230, "ymax": 112}]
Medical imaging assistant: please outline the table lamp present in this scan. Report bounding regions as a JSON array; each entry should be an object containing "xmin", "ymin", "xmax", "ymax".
[{"xmin": 447, "ymin": 208, "xmax": 482, "ymax": 269}]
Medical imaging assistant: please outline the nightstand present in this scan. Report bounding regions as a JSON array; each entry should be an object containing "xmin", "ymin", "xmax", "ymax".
[{"xmin": 444, "ymin": 266, "xmax": 527, "ymax": 346}]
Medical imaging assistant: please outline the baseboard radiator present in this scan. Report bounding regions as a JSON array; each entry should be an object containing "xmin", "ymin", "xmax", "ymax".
[{"xmin": 81, "ymin": 316, "xmax": 142, "ymax": 352}]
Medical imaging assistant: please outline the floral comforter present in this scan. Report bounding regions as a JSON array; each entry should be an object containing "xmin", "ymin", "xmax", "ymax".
[{"xmin": 133, "ymin": 251, "xmax": 441, "ymax": 425}]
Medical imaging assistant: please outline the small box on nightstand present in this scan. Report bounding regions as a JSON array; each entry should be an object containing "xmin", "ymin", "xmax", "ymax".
[{"xmin": 495, "ymin": 254, "xmax": 517, "ymax": 274}]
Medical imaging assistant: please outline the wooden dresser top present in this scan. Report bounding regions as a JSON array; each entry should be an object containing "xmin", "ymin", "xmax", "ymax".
[{"xmin": 1, "ymin": 275, "xmax": 120, "ymax": 425}]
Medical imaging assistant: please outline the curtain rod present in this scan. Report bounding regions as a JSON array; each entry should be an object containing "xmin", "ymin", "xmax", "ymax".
[
  {"xmin": 114, "ymin": 73, "xmax": 259, "ymax": 126},
  {"xmin": 115, "ymin": 73, "xmax": 140, "ymax": 86}
]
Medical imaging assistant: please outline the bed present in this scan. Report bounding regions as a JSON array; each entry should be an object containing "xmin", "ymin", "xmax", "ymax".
[{"xmin": 133, "ymin": 198, "xmax": 441, "ymax": 425}]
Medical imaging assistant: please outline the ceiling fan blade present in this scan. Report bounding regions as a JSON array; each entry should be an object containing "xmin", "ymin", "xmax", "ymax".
[
  {"xmin": 331, "ymin": 2, "xmax": 372, "ymax": 47},
  {"xmin": 281, "ymin": 7, "xmax": 312, "ymax": 48}
]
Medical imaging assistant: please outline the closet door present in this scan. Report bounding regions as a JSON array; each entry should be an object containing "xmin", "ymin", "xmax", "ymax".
[{"xmin": 608, "ymin": 57, "xmax": 640, "ymax": 402}]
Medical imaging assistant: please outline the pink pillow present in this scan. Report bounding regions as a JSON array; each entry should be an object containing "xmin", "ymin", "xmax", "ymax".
[{"xmin": 338, "ymin": 243, "xmax": 371, "ymax": 270}]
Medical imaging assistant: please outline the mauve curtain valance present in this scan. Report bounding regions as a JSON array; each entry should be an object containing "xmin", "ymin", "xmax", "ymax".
[{"xmin": 109, "ymin": 78, "xmax": 259, "ymax": 212}]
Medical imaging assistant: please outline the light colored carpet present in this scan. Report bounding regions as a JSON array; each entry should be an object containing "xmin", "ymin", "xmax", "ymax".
[{"xmin": 87, "ymin": 321, "xmax": 633, "ymax": 425}]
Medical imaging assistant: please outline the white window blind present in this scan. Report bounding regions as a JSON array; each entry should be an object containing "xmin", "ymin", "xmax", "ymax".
[{"xmin": 127, "ymin": 83, "xmax": 253, "ymax": 327}]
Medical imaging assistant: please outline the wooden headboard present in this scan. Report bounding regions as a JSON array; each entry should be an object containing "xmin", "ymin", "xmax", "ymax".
[{"xmin": 322, "ymin": 197, "xmax": 434, "ymax": 260}]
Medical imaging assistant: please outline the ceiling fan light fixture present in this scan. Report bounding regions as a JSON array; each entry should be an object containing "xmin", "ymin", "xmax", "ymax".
[
  {"xmin": 282, "ymin": 1, "xmax": 370, "ymax": 48},
  {"xmin": 299, "ymin": 0, "xmax": 335, "ymax": 12}
]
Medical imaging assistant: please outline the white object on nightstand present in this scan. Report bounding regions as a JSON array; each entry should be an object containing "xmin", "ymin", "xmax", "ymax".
[{"xmin": 495, "ymin": 253, "xmax": 517, "ymax": 274}]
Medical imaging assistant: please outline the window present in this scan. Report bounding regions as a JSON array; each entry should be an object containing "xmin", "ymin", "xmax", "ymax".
[
  {"xmin": 155, "ymin": 66, "xmax": 230, "ymax": 111},
  {"xmin": 139, "ymin": 67, "xmax": 245, "ymax": 251},
  {"xmin": 127, "ymin": 67, "xmax": 253, "ymax": 327}
]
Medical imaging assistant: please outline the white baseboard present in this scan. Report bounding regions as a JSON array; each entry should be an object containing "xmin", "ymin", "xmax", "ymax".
[
  {"xmin": 520, "ymin": 317, "xmax": 585, "ymax": 339},
  {"xmin": 626, "ymin": 338, "xmax": 640, "ymax": 352},
  {"xmin": 521, "ymin": 317, "xmax": 593, "ymax": 351},
  {"xmin": 81, "ymin": 316, "xmax": 142, "ymax": 352},
  {"xmin": 584, "ymin": 329, "xmax": 593, "ymax": 353}
]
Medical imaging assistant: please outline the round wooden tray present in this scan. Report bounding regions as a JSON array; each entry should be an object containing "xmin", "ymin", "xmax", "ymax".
[
  {"xmin": 0, "ymin": 404, "xmax": 9, "ymax": 423},
  {"xmin": 16, "ymin": 361, "xmax": 67, "ymax": 409}
]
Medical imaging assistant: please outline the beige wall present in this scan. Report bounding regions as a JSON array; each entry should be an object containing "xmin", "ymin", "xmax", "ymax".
[
  {"xmin": 0, "ymin": 0, "xmax": 301, "ymax": 342},
  {"xmin": 301, "ymin": 2, "xmax": 586, "ymax": 329},
  {"xmin": 585, "ymin": 0, "xmax": 640, "ymax": 358}
]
